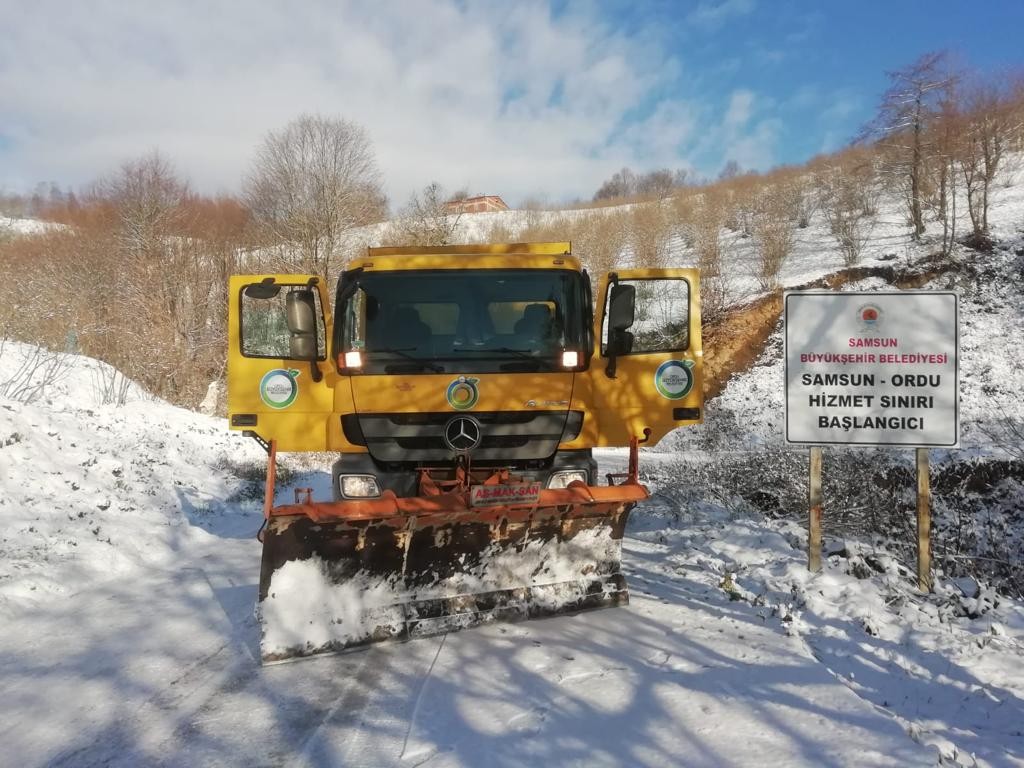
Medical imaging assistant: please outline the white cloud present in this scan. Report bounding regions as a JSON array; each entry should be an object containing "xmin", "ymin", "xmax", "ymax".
[
  {"xmin": 729, "ymin": 117, "xmax": 782, "ymax": 170},
  {"xmin": 693, "ymin": 87, "xmax": 779, "ymax": 173},
  {"xmin": 0, "ymin": 0, "xmax": 778, "ymax": 205},
  {"xmin": 620, "ymin": 100, "xmax": 700, "ymax": 166},
  {"xmin": 724, "ymin": 89, "xmax": 756, "ymax": 129}
]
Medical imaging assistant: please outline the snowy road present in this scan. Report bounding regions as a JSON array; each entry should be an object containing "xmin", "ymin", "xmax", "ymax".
[{"xmin": 0, "ymin": 465, "xmax": 940, "ymax": 767}]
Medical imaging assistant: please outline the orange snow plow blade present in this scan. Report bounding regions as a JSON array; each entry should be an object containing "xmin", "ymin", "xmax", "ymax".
[{"xmin": 256, "ymin": 445, "xmax": 648, "ymax": 663}]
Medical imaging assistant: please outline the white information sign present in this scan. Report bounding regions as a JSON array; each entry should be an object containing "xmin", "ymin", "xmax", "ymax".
[{"xmin": 785, "ymin": 291, "xmax": 959, "ymax": 447}]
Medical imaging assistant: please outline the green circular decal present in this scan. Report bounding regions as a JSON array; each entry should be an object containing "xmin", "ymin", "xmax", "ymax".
[
  {"xmin": 260, "ymin": 368, "xmax": 300, "ymax": 409},
  {"xmin": 446, "ymin": 376, "xmax": 480, "ymax": 410},
  {"xmin": 654, "ymin": 360, "xmax": 694, "ymax": 400}
]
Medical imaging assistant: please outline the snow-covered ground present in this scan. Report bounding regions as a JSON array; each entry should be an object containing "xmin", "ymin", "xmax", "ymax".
[
  {"xmin": 2, "ymin": 164, "xmax": 1024, "ymax": 766},
  {"xmin": 2, "ymin": 331, "xmax": 1024, "ymax": 766},
  {"xmin": 0, "ymin": 215, "xmax": 61, "ymax": 236}
]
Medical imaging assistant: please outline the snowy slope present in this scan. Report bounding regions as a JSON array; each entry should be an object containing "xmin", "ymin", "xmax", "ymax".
[{"xmin": 0, "ymin": 342, "xmax": 265, "ymax": 608}]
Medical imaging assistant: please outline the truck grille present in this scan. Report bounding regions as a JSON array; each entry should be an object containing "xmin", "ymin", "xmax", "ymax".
[{"xmin": 344, "ymin": 411, "xmax": 582, "ymax": 463}]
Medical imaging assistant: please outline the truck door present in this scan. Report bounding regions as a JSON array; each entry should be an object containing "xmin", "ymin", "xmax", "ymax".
[
  {"xmin": 227, "ymin": 275, "xmax": 335, "ymax": 451},
  {"xmin": 586, "ymin": 269, "xmax": 703, "ymax": 446}
]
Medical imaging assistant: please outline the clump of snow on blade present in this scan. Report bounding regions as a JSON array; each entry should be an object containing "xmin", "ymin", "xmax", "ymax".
[
  {"xmin": 260, "ymin": 558, "xmax": 407, "ymax": 655},
  {"xmin": 260, "ymin": 526, "xmax": 620, "ymax": 658}
]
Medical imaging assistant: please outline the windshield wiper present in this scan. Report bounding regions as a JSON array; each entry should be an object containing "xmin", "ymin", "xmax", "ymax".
[
  {"xmin": 371, "ymin": 347, "xmax": 444, "ymax": 373},
  {"xmin": 451, "ymin": 347, "xmax": 554, "ymax": 369}
]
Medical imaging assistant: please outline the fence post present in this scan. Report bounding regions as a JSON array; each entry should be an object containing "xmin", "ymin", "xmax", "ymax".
[
  {"xmin": 808, "ymin": 446, "xmax": 823, "ymax": 572},
  {"xmin": 916, "ymin": 447, "xmax": 932, "ymax": 592}
]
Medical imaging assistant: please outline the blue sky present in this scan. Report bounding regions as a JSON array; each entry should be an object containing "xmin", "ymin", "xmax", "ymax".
[
  {"xmin": 1, "ymin": 1, "xmax": 1021, "ymax": 206},
  {"xmin": 590, "ymin": 0, "xmax": 1024, "ymax": 175}
]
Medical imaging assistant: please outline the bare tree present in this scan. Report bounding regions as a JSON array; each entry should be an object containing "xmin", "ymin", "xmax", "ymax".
[
  {"xmin": 593, "ymin": 166, "xmax": 692, "ymax": 203},
  {"xmin": 776, "ymin": 170, "xmax": 816, "ymax": 228},
  {"xmin": 863, "ymin": 51, "xmax": 956, "ymax": 240},
  {"xmin": 245, "ymin": 114, "xmax": 386, "ymax": 279},
  {"xmin": 103, "ymin": 151, "xmax": 187, "ymax": 260},
  {"xmin": 636, "ymin": 169, "xmax": 676, "ymax": 199},
  {"xmin": 678, "ymin": 192, "xmax": 726, "ymax": 276},
  {"xmin": 685, "ymin": 191, "xmax": 738, "ymax": 325},
  {"xmin": 957, "ymin": 76, "xmax": 1020, "ymax": 242},
  {"xmin": 717, "ymin": 159, "xmax": 742, "ymax": 181},
  {"xmin": 927, "ymin": 90, "xmax": 962, "ymax": 257},
  {"xmin": 573, "ymin": 209, "xmax": 630, "ymax": 292},
  {"xmin": 381, "ymin": 182, "xmax": 464, "ymax": 246},
  {"xmin": 593, "ymin": 167, "xmax": 637, "ymax": 201}
]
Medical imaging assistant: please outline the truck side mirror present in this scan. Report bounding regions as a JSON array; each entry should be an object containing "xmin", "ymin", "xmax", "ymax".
[
  {"xmin": 605, "ymin": 284, "xmax": 636, "ymax": 379},
  {"xmin": 607, "ymin": 330, "xmax": 634, "ymax": 356},
  {"xmin": 608, "ymin": 284, "xmax": 636, "ymax": 331},
  {"xmin": 244, "ymin": 283, "xmax": 281, "ymax": 300},
  {"xmin": 286, "ymin": 290, "xmax": 316, "ymax": 337},
  {"xmin": 286, "ymin": 290, "xmax": 322, "ymax": 381},
  {"xmin": 289, "ymin": 334, "xmax": 317, "ymax": 360}
]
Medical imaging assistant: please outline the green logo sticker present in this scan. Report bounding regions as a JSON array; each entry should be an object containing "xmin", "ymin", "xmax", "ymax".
[
  {"xmin": 260, "ymin": 368, "xmax": 300, "ymax": 409},
  {"xmin": 654, "ymin": 360, "xmax": 694, "ymax": 400},
  {"xmin": 446, "ymin": 376, "xmax": 480, "ymax": 410}
]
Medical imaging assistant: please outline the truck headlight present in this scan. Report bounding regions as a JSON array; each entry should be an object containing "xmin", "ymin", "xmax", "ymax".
[
  {"xmin": 548, "ymin": 470, "xmax": 588, "ymax": 489},
  {"xmin": 339, "ymin": 475, "xmax": 381, "ymax": 498}
]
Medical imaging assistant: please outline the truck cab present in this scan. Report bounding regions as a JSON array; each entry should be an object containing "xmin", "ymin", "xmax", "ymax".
[{"xmin": 228, "ymin": 242, "xmax": 703, "ymax": 499}]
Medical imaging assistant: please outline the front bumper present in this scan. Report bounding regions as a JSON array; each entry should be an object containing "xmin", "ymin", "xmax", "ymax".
[{"xmin": 331, "ymin": 450, "xmax": 598, "ymax": 501}]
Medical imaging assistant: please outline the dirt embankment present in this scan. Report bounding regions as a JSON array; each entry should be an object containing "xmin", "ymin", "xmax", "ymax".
[{"xmin": 702, "ymin": 259, "xmax": 953, "ymax": 400}]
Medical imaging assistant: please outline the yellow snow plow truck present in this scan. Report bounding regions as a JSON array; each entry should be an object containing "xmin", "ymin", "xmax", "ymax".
[{"xmin": 227, "ymin": 242, "xmax": 703, "ymax": 662}]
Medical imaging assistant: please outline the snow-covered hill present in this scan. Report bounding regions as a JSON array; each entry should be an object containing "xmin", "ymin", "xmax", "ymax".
[{"xmin": 0, "ymin": 342, "xmax": 265, "ymax": 605}]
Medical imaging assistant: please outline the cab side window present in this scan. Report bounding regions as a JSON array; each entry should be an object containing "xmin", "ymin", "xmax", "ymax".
[
  {"xmin": 241, "ymin": 284, "xmax": 326, "ymax": 359},
  {"xmin": 601, "ymin": 278, "xmax": 689, "ymax": 354}
]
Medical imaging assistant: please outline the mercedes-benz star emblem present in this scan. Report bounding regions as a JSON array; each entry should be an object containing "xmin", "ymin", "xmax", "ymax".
[{"xmin": 443, "ymin": 416, "xmax": 483, "ymax": 454}]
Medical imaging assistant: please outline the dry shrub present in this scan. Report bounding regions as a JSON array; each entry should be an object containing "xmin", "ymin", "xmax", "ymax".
[
  {"xmin": 572, "ymin": 210, "xmax": 631, "ymax": 286},
  {"xmin": 629, "ymin": 202, "xmax": 672, "ymax": 268},
  {"xmin": 0, "ymin": 156, "xmax": 252, "ymax": 408},
  {"xmin": 816, "ymin": 156, "xmax": 878, "ymax": 267},
  {"xmin": 483, "ymin": 220, "xmax": 515, "ymax": 243},
  {"xmin": 750, "ymin": 188, "xmax": 795, "ymax": 290},
  {"xmin": 380, "ymin": 182, "xmax": 463, "ymax": 246}
]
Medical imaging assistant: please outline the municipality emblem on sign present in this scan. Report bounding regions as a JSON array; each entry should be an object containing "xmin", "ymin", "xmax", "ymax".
[
  {"xmin": 260, "ymin": 368, "xmax": 300, "ymax": 409},
  {"xmin": 446, "ymin": 376, "xmax": 480, "ymax": 410},
  {"xmin": 857, "ymin": 303, "xmax": 883, "ymax": 333},
  {"xmin": 654, "ymin": 360, "xmax": 695, "ymax": 400}
]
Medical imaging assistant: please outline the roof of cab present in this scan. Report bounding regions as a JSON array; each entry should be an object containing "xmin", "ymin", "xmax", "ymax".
[{"xmin": 349, "ymin": 242, "xmax": 581, "ymax": 272}]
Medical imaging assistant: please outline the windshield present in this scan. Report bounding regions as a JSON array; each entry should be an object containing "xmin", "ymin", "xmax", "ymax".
[{"xmin": 335, "ymin": 269, "xmax": 587, "ymax": 374}]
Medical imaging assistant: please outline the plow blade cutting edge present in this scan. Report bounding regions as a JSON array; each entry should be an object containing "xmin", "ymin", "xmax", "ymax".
[{"xmin": 257, "ymin": 476, "xmax": 648, "ymax": 664}]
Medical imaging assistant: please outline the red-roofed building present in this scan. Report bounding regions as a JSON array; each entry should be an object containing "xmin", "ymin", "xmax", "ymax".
[{"xmin": 443, "ymin": 195, "xmax": 509, "ymax": 214}]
